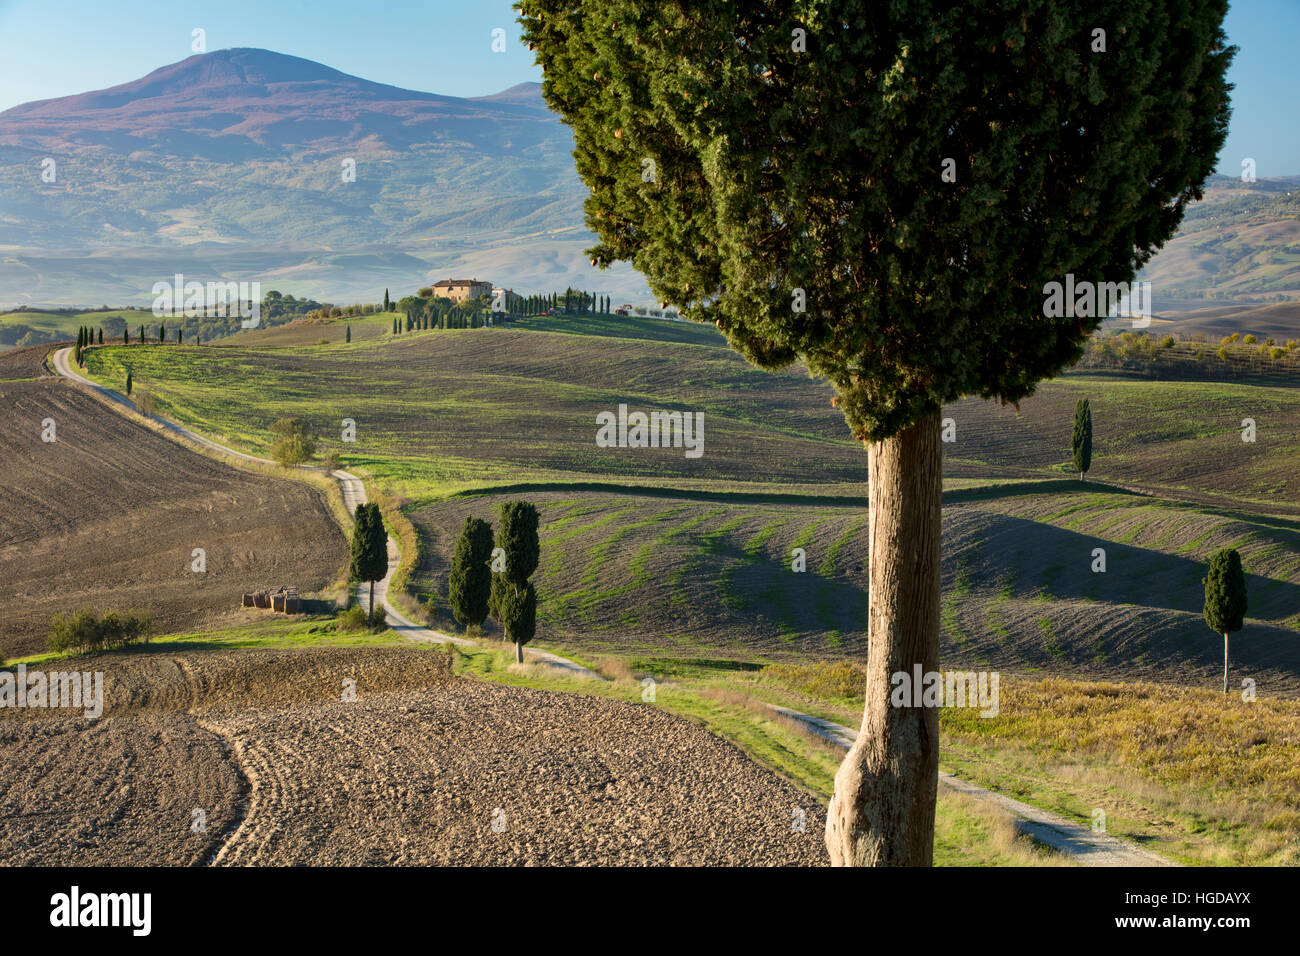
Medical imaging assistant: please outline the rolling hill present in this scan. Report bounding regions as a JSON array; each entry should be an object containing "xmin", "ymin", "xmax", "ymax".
[{"xmin": 73, "ymin": 314, "xmax": 1300, "ymax": 695}]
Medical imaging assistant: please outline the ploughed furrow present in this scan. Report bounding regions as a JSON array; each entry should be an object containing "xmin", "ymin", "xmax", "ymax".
[{"xmin": 196, "ymin": 678, "xmax": 826, "ymax": 866}]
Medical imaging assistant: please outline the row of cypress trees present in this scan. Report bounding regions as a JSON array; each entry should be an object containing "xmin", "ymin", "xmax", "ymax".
[{"xmin": 448, "ymin": 502, "xmax": 539, "ymax": 662}]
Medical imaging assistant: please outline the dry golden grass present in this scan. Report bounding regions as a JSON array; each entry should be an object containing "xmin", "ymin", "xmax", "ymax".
[
  {"xmin": 935, "ymin": 790, "xmax": 1076, "ymax": 867},
  {"xmin": 759, "ymin": 660, "xmax": 867, "ymax": 701},
  {"xmin": 589, "ymin": 655, "xmax": 637, "ymax": 683},
  {"xmin": 941, "ymin": 677, "xmax": 1300, "ymax": 865},
  {"xmin": 751, "ymin": 662, "xmax": 1300, "ymax": 863}
]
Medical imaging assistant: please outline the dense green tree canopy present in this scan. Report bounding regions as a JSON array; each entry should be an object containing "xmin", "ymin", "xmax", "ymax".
[
  {"xmin": 449, "ymin": 517, "xmax": 495, "ymax": 627},
  {"xmin": 518, "ymin": 0, "xmax": 1233, "ymax": 441},
  {"xmin": 1204, "ymin": 547, "xmax": 1247, "ymax": 635},
  {"xmin": 349, "ymin": 503, "xmax": 387, "ymax": 586},
  {"xmin": 497, "ymin": 501, "xmax": 540, "ymax": 589}
]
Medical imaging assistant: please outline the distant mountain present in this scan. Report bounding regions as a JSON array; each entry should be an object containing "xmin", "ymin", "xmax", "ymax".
[
  {"xmin": 0, "ymin": 48, "xmax": 583, "ymax": 247},
  {"xmin": 0, "ymin": 48, "xmax": 652, "ymax": 307}
]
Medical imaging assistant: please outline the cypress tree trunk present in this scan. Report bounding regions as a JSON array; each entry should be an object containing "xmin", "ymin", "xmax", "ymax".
[
  {"xmin": 1223, "ymin": 633, "xmax": 1229, "ymax": 695},
  {"xmin": 515, "ymin": 640, "xmax": 523, "ymax": 664},
  {"xmin": 826, "ymin": 411, "xmax": 942, "ymax": 866},
  {"xmin": 370, "ymin": 580, "xmax": 376, "ymax": 622}
]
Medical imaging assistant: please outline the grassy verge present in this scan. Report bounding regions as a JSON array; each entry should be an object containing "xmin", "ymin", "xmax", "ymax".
[{"xmin": 758, "ymin": 661, "xmax": 1300, "ymax": 866}]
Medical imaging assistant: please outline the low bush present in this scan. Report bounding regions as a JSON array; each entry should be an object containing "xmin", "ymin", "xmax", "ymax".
[
  {"xmin": 419, "ymin": 594, "xmax": 438, "ymax": 626},
  {"xmin": 335, "ymin": 604, "xmax": 386, "ymax": 633},
  {"xmin": 49, "ymin": 608, "xmax": 153, "ymax": 654}
]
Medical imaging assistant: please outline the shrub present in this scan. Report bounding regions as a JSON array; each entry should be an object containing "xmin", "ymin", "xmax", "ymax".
[
  {"xmin": 49, "ymin": 608, "xmax": 153, "ymax": 654},
  {"xmin": 270, "ymin": 417, "xmax": 317, "ymax": 466},
  {"xmin": 135, "ymin": 389, "xmax": 157, "ymax": 417},
  {"xmin": 335, "ymin": 605, "xmax": 370, "ymax": 632},
  {"xmin": 1243, "ymin": 334, "xmax": 1257, "ymax": 344},
  {"xmin": 419, "ymin": 594, "xmax": 438, "ymax": 625}
]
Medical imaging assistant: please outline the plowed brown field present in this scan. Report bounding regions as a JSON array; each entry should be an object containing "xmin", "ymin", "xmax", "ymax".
[
  {"xmin": 0, "ymin": 647, "xmax": 828, "ymax": 866},
  {"xmin": 0, "ymin": 374, "xmax": 346, "ymax": 656}
]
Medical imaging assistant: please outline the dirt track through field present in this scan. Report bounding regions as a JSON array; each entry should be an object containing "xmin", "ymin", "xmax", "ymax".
[{"xmin": 765, "ymin": 705, "xmax": 1175, "ymax": 866}]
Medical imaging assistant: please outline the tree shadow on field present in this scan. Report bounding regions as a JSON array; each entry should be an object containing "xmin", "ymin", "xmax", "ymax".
[{"xmin": 943, "ymin": 510, "xmax": 1300, "ymax": 620}]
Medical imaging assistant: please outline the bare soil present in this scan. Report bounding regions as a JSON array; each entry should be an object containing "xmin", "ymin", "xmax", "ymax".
[
  {"xmin": 0, "ymin": 377, "xmax": 346, "ymax": 656},
  {"xmin": 0, "ymin": 647, "xmax": 828, "ymax": 865}
]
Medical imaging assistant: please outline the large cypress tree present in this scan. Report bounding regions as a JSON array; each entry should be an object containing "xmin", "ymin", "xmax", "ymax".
[
  {"xmin": 448, "ymin": 517, "xmax": 494, "ymax": 629},
  {"xmin": 519, "ymin": 0, "xmax": 1234, "ymax": 866},
  {"xmin": 1204, "ymin": 548, "xmax": 1247, "ymax": 696},
  {"xmin": 492, "ymin": 501, "xmax": 540, "ymax": 662},
  {"xmin": 1072, "ymin": 398, "xmax": 1093, "ymax": 481}
]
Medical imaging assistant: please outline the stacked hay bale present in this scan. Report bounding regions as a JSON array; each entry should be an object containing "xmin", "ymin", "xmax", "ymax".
[{"xmin": 244, "ymin": 586, "xmax": 302, "ymax": 614}]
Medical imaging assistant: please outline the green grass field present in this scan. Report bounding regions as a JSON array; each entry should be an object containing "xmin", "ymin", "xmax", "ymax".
[{"xmin": 75, "ymin": 316, "xmax": 1300, "ymax": 693}]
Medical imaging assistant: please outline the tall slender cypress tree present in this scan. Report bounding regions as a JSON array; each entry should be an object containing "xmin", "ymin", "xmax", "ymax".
[
  {"xmin": 1072, "ymin": 398, "xmax": 1093, "ymax": 481},
  {"xmin": 1204, "ymin": 548, "xmax": 1247, "ymax": 695},
  {"xmin": 492, "ymin": 501, "xmax": 540, "ymax": 663},
  {"xmin": 449, "ymin": 517, "xmax": 494, "ymax": 629}
]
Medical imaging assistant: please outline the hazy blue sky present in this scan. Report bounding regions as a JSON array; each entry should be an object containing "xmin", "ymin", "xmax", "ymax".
[{"xmin": 0, "ymin": 0, "xmax": 1295, "ymax": 175}]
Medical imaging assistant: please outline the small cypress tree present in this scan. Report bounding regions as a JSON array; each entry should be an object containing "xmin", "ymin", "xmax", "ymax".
[
  {"xmin": 1204, "ymin": 548, "xmax": 1247, "ymax": 695},
  {"xmin": 345, "ymin": 325, "xmax": 351, "ymax": 343},
  {"xmin": 138, "ymin": 323, "xmax": 144, "ymax": 343},
  {"xmin": 177, "ymin": 328, "xmax": 183, "ymax": 345},
  {"xmin": 384, "ymin": 288, "xmax": 390, "ymax": 311},
  {"xmin": 158, "ymin": 323, "xmax": 165, "ymax": 343},
  {"xmin": 493, "ymin": 501, "xmax": 540, "ymax": 663},
  {"xmin": 125, "ymin": 370, "xmax": 132, "ymax": 396},
  {"xmin": 98, "ymin": 327, "xmax": 103, "ymax": 344},
  {"xmin": 1072, "ymin": 398, "xmax": 1093, "ymax": 481},
  {"xmin": 448, "ymin": 517, "xmax": 493, "ymax": 630},
  {"xmin": 498, "ymin": 582, "xmax": 536, "ymax": 664},
  {"xmin": 124, "ymin": 326, "xmax": 130, "ymax": 345}
]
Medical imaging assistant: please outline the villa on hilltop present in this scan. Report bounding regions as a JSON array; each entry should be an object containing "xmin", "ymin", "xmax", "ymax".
[{"xmin": 431, "ymin": 278, "xmax": 493, "ymax": 303}]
